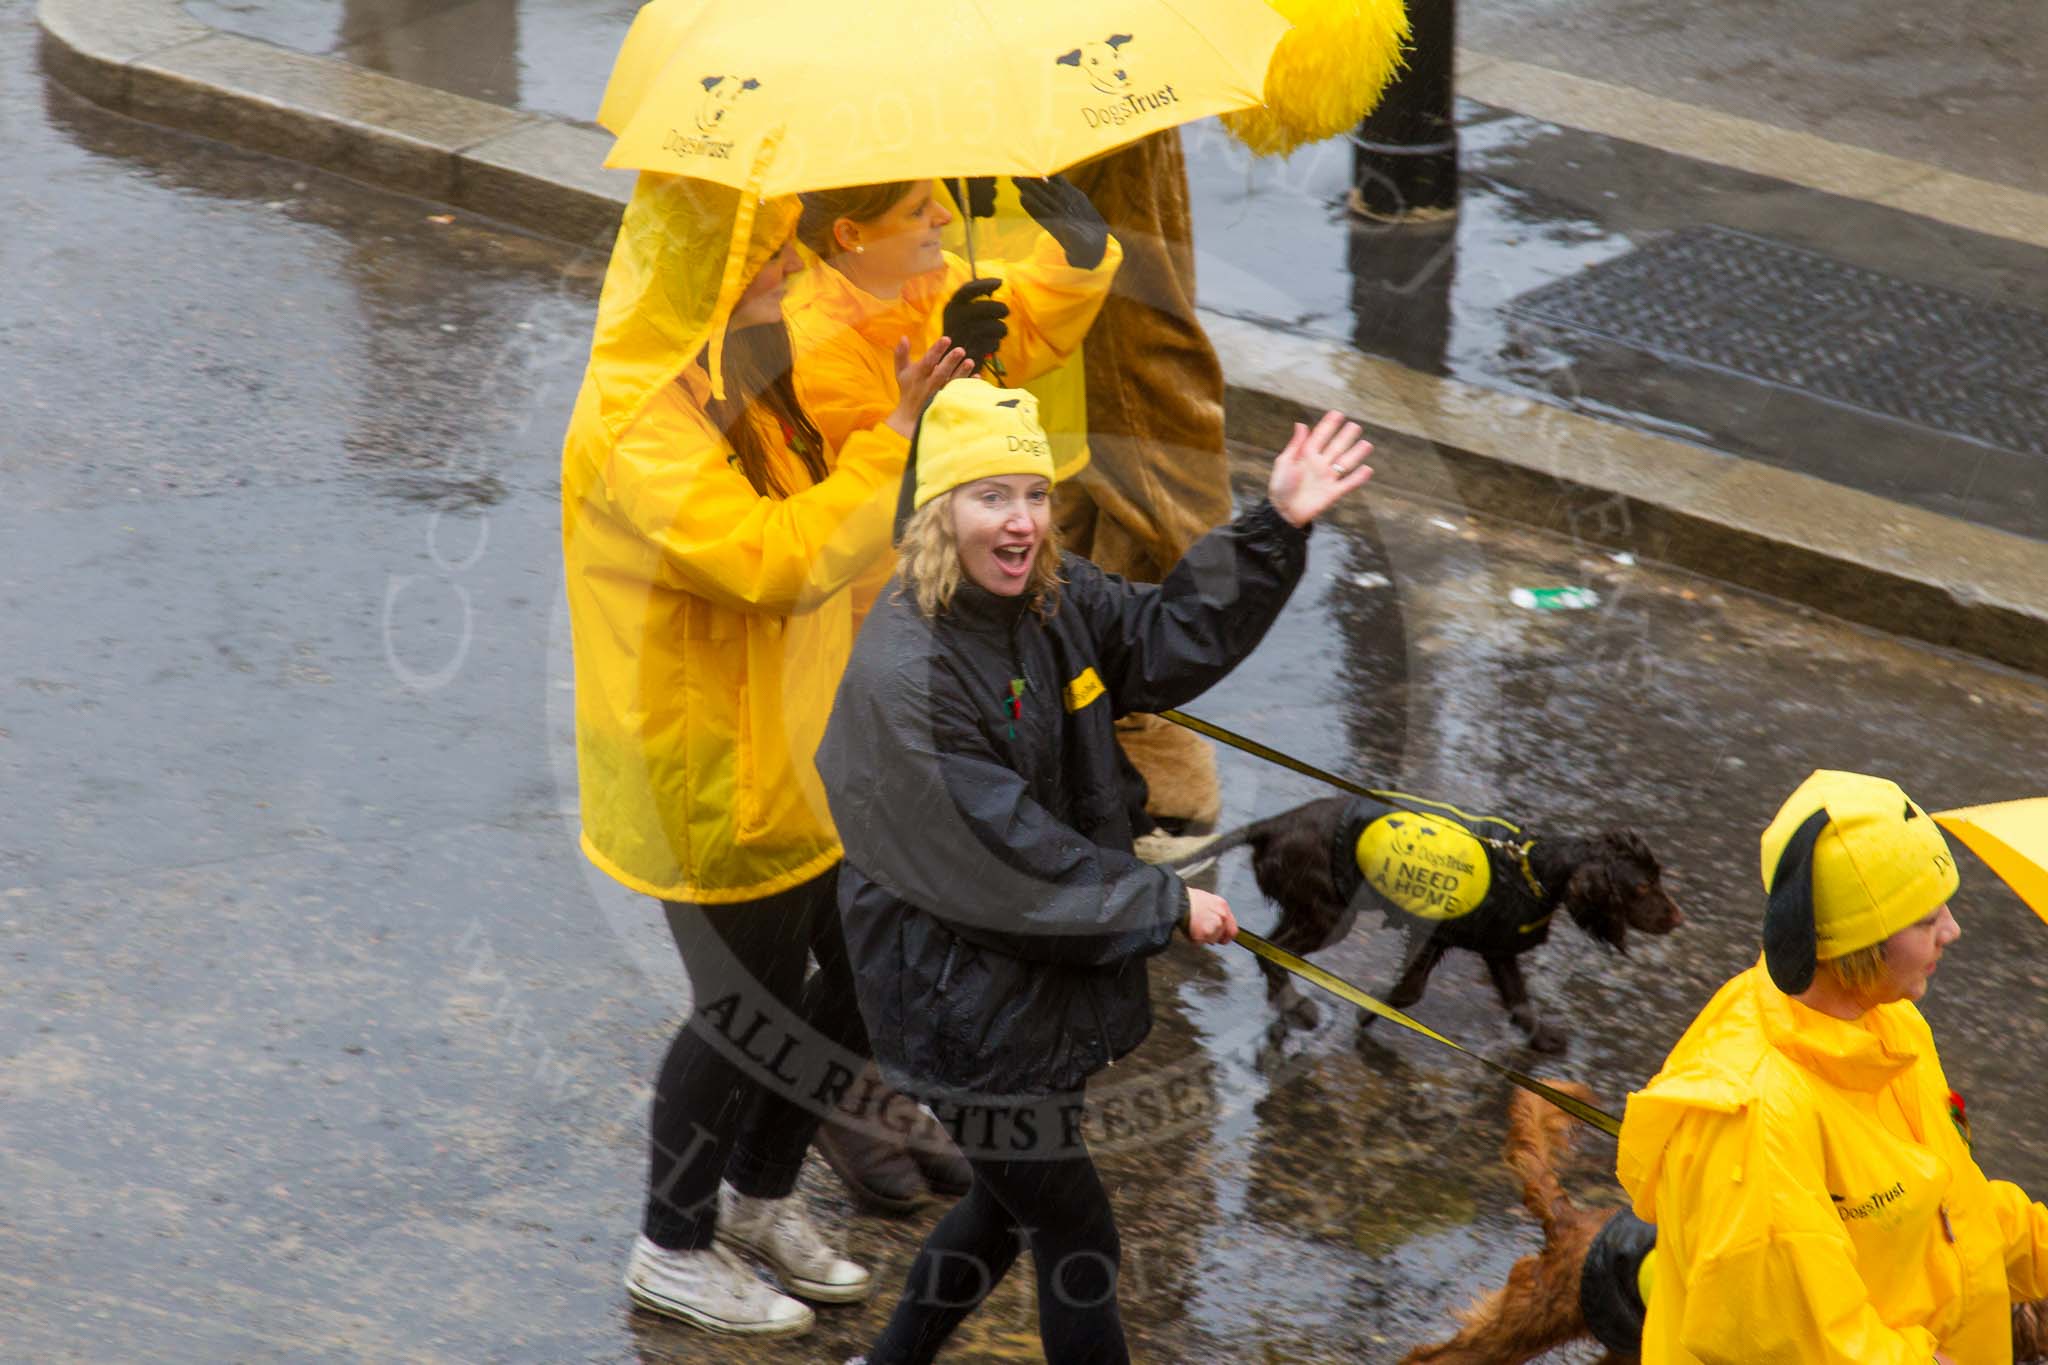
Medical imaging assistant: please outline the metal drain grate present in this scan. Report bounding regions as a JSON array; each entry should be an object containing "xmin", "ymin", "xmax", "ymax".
[{"xmin": 1510, "ymin": 226, "xmax": 2048, "ymax": 461}]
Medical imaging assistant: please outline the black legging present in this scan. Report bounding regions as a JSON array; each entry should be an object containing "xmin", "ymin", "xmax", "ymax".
[
  {"xmin": 867, "ymin": 1095, "xmax": 1127, "ymax": 1364},
  {"xmin": 642, "ymin": 867, "xmax": 869, "ymax": 1250}
]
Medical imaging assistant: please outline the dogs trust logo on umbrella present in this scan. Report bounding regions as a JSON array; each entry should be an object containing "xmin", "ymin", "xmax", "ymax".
[
  {"xmin": 1054, "ymin": 34, "xmax": 1181, "ymax": 129},
  {"xmin": 662, "ymin": 75, "xmax": 759, "ymax": 161}
]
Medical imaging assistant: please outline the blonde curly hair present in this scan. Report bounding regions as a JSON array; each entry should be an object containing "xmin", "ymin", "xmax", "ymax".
[{"xmin": 895, "ymin": 490, "xmax": 1063, "ymax": 619}]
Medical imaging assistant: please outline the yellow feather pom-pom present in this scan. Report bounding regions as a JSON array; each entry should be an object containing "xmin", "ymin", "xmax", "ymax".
[{"xmin": 1221, "ymin": 0, "xmax": 1412, "ymax": 158}]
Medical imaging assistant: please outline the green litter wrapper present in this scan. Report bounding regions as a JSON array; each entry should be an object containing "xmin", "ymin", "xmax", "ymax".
[{"xmin": 1510, "ymin": 586, "xmax": 1601, "ymax": 611}]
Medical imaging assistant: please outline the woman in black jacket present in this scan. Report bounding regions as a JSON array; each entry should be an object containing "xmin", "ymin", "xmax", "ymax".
[{"xmin": 816, "ymin": 379, "xmax": 1376, "ymax": 1363}]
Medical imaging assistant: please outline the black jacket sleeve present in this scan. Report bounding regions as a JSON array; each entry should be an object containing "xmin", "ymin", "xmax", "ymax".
[
  {"xmin": 819, "ymin": 613, "xmax": 1184, "ymax": 968},
  {"xmin": 1070, "ymin": 499, "xmax": 1310, "ymax": 717}
]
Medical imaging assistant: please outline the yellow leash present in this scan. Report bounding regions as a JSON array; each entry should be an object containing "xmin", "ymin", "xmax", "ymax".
[
  {"xmin": 1158, "ymin": 709, "xmax": 1524, "ymax": 838},
  {"xmin": 1234, "ymin": 928, "xmax": 1624, "ymax": 1138}
]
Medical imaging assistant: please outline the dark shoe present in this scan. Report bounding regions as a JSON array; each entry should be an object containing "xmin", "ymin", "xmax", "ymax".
[
  {"xmin": 904, "ymin": 1107, "xmax": 973, "ymax": 1199},
  {"xmin": 813, "ymin": 1117, "xmax": 931, "ymax": 1216}
]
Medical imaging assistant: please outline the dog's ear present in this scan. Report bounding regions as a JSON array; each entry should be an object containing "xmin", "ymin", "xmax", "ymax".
[
  {"xmin": 701, "ymin": 75, "xmax": 724, "ymax": 91},
  {"xmin": 1056, "ymin": 49, "xmax": 1082, "ymax": 67},
  {"xmin": 1567, "ymin": 861, "xmax": 1629, "ymax": 953},
  {"xmin": 1764, "ymin": 809, "xmax": 1830, "ymax": 994},
  {"xmin": 1106, "ymin": 33, "xmax": 1133, "ymax": 49}
]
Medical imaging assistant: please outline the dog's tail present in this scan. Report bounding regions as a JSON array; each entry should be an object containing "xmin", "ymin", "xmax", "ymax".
[
  {"xmin": 1134, "ymin": 812, "xmax": 1288, "ymax": 874},
  {"xmin": 1505, "ymin": 1082, "xmax": 1592, "ymax": 1240}
]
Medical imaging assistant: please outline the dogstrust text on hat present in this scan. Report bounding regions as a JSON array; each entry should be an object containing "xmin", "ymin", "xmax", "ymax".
[{"xmin": 913, "ymin": 385, "xmax": 1055, "ymax": 508}]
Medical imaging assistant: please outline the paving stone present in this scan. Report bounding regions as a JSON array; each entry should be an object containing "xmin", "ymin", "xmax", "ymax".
[{"xmin": 35, "ymin": 0, "xmax": 209, "ymax": 109}]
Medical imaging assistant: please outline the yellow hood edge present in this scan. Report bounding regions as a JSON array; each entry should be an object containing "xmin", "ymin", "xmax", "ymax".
[{"xmin": 580, "ymin": 138, "xmax": 801, "ymax": 451}]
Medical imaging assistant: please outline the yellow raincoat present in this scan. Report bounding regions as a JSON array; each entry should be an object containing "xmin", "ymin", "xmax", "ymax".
[
  {"xmin": 1618, "ymin": 959, "xmax": 2048, "ymax": 1364},
  {"xmin": 561, "ymin": 173, "xmax": 908, "ymax": 904},
  {"xmin": 782, "ymin": 231, "xmax": 1122, "ymax": 475}
]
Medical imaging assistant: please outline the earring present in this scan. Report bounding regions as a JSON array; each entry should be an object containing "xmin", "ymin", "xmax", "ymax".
[{"xmin": 854, "ymin": 244, "xmax": 866, "ymax": 255}]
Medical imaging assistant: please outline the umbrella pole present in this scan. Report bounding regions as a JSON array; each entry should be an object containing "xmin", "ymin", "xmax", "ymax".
[{"xmin": 959, "ymin": 208, "xmax": 1005, "ymax": 380}]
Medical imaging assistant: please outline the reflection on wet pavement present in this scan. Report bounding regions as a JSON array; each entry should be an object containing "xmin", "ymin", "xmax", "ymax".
[
  {"xmin": 11, "ymin": 5, "xmax": 2048, "ymax": 1360},
  {"xmin": 1181, "ymin": 106, "xmax": 2048, "ymax": 537},
  {"xmin": 183, "ymin": 0, "xmax": 640, "ymax": 125}
]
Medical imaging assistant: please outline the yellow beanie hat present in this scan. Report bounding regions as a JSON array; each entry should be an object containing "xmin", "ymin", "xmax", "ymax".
[
  {"xmin": 1760, "ymin": 769, "xmax": 1960, "ymax": 992},
  {"xmin": 912, "ymin": 379, "xmax": 1055, "ymax": 510}
]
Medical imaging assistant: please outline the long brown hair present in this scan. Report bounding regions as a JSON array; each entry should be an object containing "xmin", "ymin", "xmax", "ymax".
[
  {"xmin": 702, "ymin": 319, "xmax": 828, "ymax": 498},
  {"xmin": 796, "ymin": 181, "xmax": 916, "ymax": 259}
]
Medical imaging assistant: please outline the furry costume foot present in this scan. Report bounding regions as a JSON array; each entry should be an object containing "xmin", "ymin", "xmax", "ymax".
[{"xmin": 1116, "ymin": 712, "xmax": 1221, "ymax": 829}]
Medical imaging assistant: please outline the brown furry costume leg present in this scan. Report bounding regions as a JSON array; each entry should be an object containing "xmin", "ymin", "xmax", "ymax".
[{"xmin": 1059, "ymin": 130, "xmax": 1232, "ymax": 829}]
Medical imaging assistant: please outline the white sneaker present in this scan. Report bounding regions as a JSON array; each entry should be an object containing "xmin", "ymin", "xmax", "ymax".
[
  {"xmin": 717, "ymin": 1185, "xmax": 874, "ymax": 1303},
  {"xmin": 623, "ymin": 1235, "xmax": 814, "ymax": 1336}
]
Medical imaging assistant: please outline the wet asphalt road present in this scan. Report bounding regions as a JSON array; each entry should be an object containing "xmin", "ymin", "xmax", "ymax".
[{"xmin": 7, "ymin": 5, "xmax": 2048, "ymax": 1361}]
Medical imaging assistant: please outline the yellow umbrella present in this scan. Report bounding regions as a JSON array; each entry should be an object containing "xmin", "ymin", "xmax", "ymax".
[
  {"xmin": 1936, "ymin": 799, "xmax": 2048, "ymax": 926},
  {"xmin": 596, "ymin": 0, "xmax": 1290, "ymax": 191}
]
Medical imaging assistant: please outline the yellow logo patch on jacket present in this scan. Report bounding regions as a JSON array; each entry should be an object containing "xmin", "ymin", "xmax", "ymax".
[
  {"xmin": 1064, "ymin": 667, "xmax": 1105, "ymax": 712},
  {"xmin": 1356, "ymin": 811, "xmax": 1492, "ymax": 920}
]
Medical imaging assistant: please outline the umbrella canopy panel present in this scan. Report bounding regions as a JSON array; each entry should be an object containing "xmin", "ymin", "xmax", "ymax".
[
  {"xmin": 599, "ymin": 0, "xmax": 1288, "ymax": 190},
  {"xmin": 1937, "ymin": 800, "xmax": 2048, "ymax": 928}
]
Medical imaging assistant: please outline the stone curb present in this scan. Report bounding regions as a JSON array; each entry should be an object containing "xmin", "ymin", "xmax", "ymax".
[
  {"xmin": 36, "ymin": 0, "xmax": 634, "ymax": 244},
  {"xmin": 37, "ymin": 0, "xmax": 2048, "ymax": 677}
]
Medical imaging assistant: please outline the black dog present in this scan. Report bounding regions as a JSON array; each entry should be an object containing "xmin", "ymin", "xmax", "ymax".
[{"xmin": 1171, "ymin": 794, "xmax": 1683, "ymax": 1052}]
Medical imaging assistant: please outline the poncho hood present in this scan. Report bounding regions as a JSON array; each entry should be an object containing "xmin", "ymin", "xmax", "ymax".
[
  {"xmin": 579, "ymin": 159, "xmax": 800, "ymax": 448},
  {"xmin": 1618, "ymin": 958, "xmax": 1921, "ymax": 1222}
]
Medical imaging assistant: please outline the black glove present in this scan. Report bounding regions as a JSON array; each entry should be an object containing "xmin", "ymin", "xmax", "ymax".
[
  {"xmin": 1016, "ymin": 174, "xmax": 1109, "ymax": 271},
  {"xmin": 947, "ymin": 177, "xmax": 998, "ymax": 219},
  {"xmin": 940, "ymin": 277, "xmax": 1009, "ymax": 374}
]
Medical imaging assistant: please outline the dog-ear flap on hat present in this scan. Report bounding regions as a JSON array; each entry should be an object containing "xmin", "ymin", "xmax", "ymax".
[
  {"xmin": 1764, "ymin": 808, "xmax": 1831, "ymax": 994},
  {"xmin": 891, "ymin": 423, "xmax": 922, "ymax": 542}
]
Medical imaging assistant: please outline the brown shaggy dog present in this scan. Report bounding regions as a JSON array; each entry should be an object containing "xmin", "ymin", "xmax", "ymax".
[
  {"xmin": 1174, "ymin": 795, "xmax": 1682, "ymax": 1051},
  {"xmin": 1400, "ymin": 1084, "xmax": 2048, "ymax": 1364}
]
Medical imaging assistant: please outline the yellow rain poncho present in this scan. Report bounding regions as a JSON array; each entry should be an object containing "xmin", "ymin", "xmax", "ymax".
[
  {"xmin": 561, "ymin": 172, "xmax": 908, "ymax": 903},
  {"xmin": 1617, "ymin": 959, "xmax": 2048, "ymax": 1364},
  {"xmin": 783, "ymin": 231, "xmax": 1121, "ymax": 477}
]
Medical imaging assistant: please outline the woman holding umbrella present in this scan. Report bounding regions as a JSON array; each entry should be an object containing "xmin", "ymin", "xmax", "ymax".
[
  {"xmin": 786, "ymin": 174, "xmax": 1120, "ymax": 462},
  {"xmin": 816, "ymin": 383, "xmax": 1377, "ymax": 1362},
  {"xmin": 560, "ymin": 171, "xmax": 970, "ymax": 1337}
]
